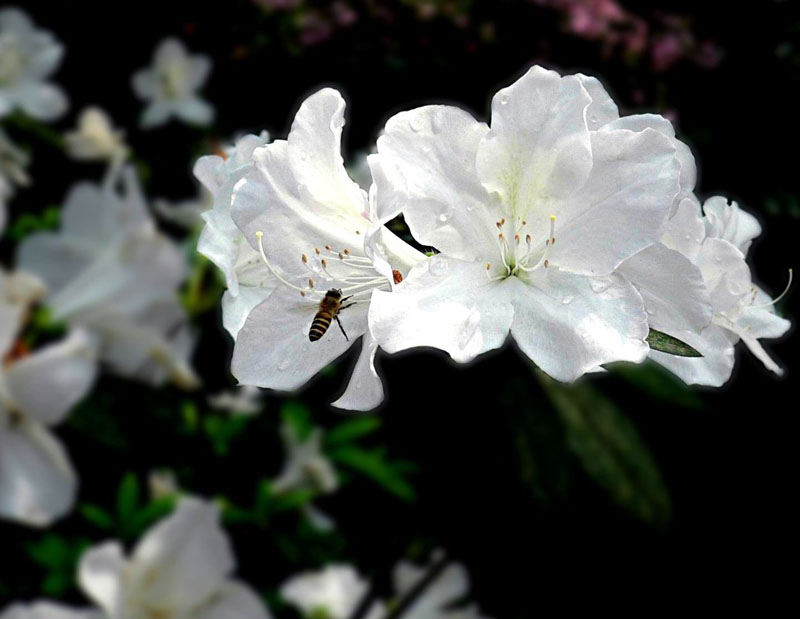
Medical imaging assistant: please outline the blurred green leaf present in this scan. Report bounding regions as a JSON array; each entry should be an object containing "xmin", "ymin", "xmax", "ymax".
[
  {"xmin": 26, "ymin": 535, "xmax": 89, "ymax": 597},
  {"xmin": 130, "ymin": 496, "xmax": 177, "ymax": 533},
  {"xmin": 646, "ymin": 329, "xmax": 702, "ymax": 357},
  {"xmin": 329, "ymin": 446, "xmax": 416, "ymax": 502},
  {"xmin": 79, "ymin": 504, "xmax": 115, "ymax": 530},
  {"xmin": 116, "ymin": 472, "xmax": 141, "ymax": 537},
  {"xmin": 204, "ymin": 414, "xmax": 249, "ymax": 456},
  {"xmin": 271, "ymin": 488, "xmax": 317, "ymax": 513},
  {"xmin": 324, "ymin": 416, "xmax": 382, "ymax": 446},
  {"xmin": 539, "ymin": 375, "xmax": 672, "ymax": 527},
  {"xmin": 5, "ymin": 206, "xmax": 61, "ymax": 241},
  {"xmin": 611, "ymin": 362, "xmax": 703, "ymax": 410},
  {"xmin": 281, "ymin": 401, "xmax": 313, "ymax": 441}
]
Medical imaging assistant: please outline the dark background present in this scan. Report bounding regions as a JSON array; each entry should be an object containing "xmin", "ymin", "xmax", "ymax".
[{"xmin": 4, "ymin": 0, "xmax": 799, "ymax": 614}]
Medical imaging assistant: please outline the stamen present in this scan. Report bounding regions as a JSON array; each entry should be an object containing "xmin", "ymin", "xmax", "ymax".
[
  {"xmin": 302, "ymin": 254, "xmax": 308, "ymax": 264},
  {"xmin": 750, "ymin": 269, "xmax": 793, "ymax": 308},
  {"xmin": 344, "ymin": 249, "xmax": 351, "ymax": 256},
  {"xmin": 308, "ymin": 278, "xmax": 315, "ymax": 288},
  {"xmin": 255, "ymin": 232, "xmax": 315, "ymax": 296},
  {"xmin": 315, "ymin": 247, "xmax": 321, "ymax": 255},
  {"xmin": 514, "ymin": 234, "xmax": 520, "ymax": 245}
]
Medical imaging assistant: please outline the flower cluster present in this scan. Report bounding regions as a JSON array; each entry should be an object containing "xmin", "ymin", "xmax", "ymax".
[{"xmin": 199, "ymin": 65, "xmax": 790, "ymax": 411}]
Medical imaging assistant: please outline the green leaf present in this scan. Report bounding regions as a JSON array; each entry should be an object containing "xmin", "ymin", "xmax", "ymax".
[
  {"xmin": 324, "ymin": 416, "xmax": 382, "ymax": 446},
  {"xmin": 329, "ymin": 446, "xmax": 416, "ymax": 501},
  {"xmin": 130, "ymin": 496, "xmax": 177, "ymax": 533},
  {"xmin": 538, "ymin": 375, "xmax": 672, "ymax": 527},
  {"xmin": 79, "ymin": 504, "xmax": 115, "ymax": 530},
  {"xmin": 281, "ymin": 401, "xmax": 313, "ymax": 441},
  {"xmin": 646, "ymin": 328, "xmax": 702, "ymax": 357},
  {"xmin": 611, "ymin": 362, "xmax": 703, "ymax": 410},
  {"xmin": 271, "ymin": 488, "xmax": 317, "ymax": 513},
  {"xmin": 116, "ymin": 472, "xmax": 141, "ymax": 533}
]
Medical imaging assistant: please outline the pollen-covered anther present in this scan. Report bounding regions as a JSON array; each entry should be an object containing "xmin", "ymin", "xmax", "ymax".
[
  {"xmin": 343, "ymin": 248, "xmax": 351, "ymax": 256},
  {"xmin": 300, "ymin": 291, "xmax": 306, "ymax": 297},
  {"xmin": 498, "ymin": 232, "xmax": 504, "ymax": 240},
  {"xmin": 315, "ymin": 247, "xmax": 321, "ymax": 255},
  {"xmin": 301, "ymin": 254, "xmax": 308, "ymax": 264},
  {"xmin": 338, "ymin": 252, "xmax": 345, "ymax": 260},
  {"xmin": 514, "ymin": 234, "xmax": 520, "ymax": 244},
  {"xmin": 321, "ymin": 258, "xmax": 328, "ymax": 268},
  {"xmin": 525, "ymin": 234, "xmax": 531, "ymax": 245},
  {"xmin": 325, "ymin": 244, "xmax": 332, "ymax": 250},
  {"xmin": 544, "ymin": 259, "xmax": 549, "ymax": 268},
  {"xmin": 308, "ymin": 278, "xmax": 315, "ymax": 288},
  {"xmin": 486, "ymin": 263, "xmax": 492, "ymax": 270},
  {"xmin": 392, "ymin": 269, "xmax": 403, "ymax": 284}
]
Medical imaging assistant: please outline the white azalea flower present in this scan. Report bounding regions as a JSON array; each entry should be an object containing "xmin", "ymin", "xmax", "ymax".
[
  {"xmin": 393, "ymin": 558, "xmax": 492, "ymax": 619},
  {"xmin": 369, "ymin": 66, "xmax": 683, "ymax": 380},
  {"xmin": 280, "ymin": 564, "xmax": 384, "ymax": 619},
  {"xmin": 16, "ymin": 167, "xmax": 199, "ymax": 388},
  {"xmin": 0, "ymin": 7, "xmax": 67, "ymax": 120},
  {"xmin": 65, "ymin": 107, "xmax": 128, "ymax": 164},
  {"xmin": 634, "ymin": 196, "xmax": 791, "ymax": 385},
  {"xmin": 207, "ymin": 385, "xmax": 262, "ymax": 415},
  {"xmin": 194, "ymin": 130, "xmax": 272, "ymax": 296},
  {"xmin": 1, "ymin": 127, "xmax": 30, "ymax": 233},
  {"xmin": 0, "ymin": 601, "xmax": 102, "ymax": 619},
  {"xmin": 132, "ymin": 37, "xmax": 213, "ymax": 129},
  {"xmin": 78, "ymin": 497, "xmax": 272, "ymax": 619},
  {"xmin": 1, "ymin": 272, "xmax": 97, "ymax": 526},
  {"xmin": 226, "ymin": 89, "xmax": 423, "ymax": 410}
]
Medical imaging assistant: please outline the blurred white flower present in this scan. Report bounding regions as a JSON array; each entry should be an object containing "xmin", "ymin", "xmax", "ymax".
[
  {"xmin": 0, "ymin": 601, "xmax": 102, "ymax": 619},
  {"xmin": 1, "ymin": 271, "xmax": 97, "ymax": 527},
  {"xmin": 393, "ymin": 558, "xmax": 492, "ymax": 619},
  {"xmin": 635, "ymin": 196, "xmax": 791, "ymax": 385},
  {"xmin": 152, "ymin": 192, "xmax": 209, "ymax": 230},
  {"xmin": 0, "ymin": 7, "xmax": 68, "ymax": 121},
  {"xmin": 207, "ymin": 385, "xmax": 262, "ymax": 415},
  {"xmin": 148, "ymin": 468, "xmax": 179, "ymax": 500},
  {"xmin": 16, "ymin": 167, "xmax": 200, "ymax": 389},
  {"xmin": 225, "ymin": 89, "xmax": 423, "ymax": 410},
  {"xmin": 280, "ymin": 564, "xmax": 384, "ymax": 619},
  {"xmin": 78, "ymin": 497, "xmax": 272, "ymax": 619},
  {"xmin": 1, "ymin": 127, "xmax": 30, "ymax": 233},
  {"xmin": 132, "ymin": 37, "xmax": 213, "ymax": 129},
  {"xmin": 369, "ymin": 66, "xmax": 683, "ymax": 381},
  {"xmin": 65, "ymin": 106, "xmax": 128, "ymax": 164}
]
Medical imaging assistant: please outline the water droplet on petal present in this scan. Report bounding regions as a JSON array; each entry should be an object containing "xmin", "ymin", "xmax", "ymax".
[
  {"xmin": 684, "ymin": 233, "xmax": 692, "ymax": 240},
  {"xmin": 589, "ymin": 114, "xmax": 599, "ymax": 125},
  {"xmin": 646, "ymin": 307, "xmax": 657, "ymax": 316},
  {"xmin": 438, "ymin": 213, "xmax": 449, "ymax": 223},
  {"xmin": 590, "ymin": 279, "xmax": 610, "ymax": 293},
  {"xmin": 561, "ymin": 295, "xmax": 574, "ymax": 305},
  {"xmin": 278, "ymin": 360, "xmax": 290, "ymax": 371},
  {"xmin": 409, "ymin": 116, "xmax": 424, "ymax": 132},
  {"xmin": 498, "ymin": 92, "xmax": 510, "ymax": 105}
]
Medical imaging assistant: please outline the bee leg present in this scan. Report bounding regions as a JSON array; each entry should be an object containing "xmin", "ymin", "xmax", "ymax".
[
  {"xmin": 339, "ymin": 302, "xmax": 355, "ymax": 311},
  {"xmin": 334, "ymin": 315, "xmax": 349, "ymax": 341}
]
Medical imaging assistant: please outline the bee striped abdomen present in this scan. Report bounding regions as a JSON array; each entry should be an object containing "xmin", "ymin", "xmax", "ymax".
[{"xmin": 309, "ymin": 311, "xmax": 333, "ymax": 341}]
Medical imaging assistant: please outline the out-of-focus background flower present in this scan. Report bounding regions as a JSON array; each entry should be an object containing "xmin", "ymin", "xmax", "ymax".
[{"xmin": 1, "ymin": 0, "xmax": 797, "ymax": 614}]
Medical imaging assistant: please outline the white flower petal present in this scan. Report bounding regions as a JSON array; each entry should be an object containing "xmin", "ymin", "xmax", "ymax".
[
  {"xmin": 194, "ymin": 581, "xmax": 272, "ymax": 619},
  {"xmin": 175, "ymin": 97, "xmax": 214, "ymax": 126},
  {"xmin": 369, "ymin": 258, "xmax": 514, "ymax": 363},
  {"xmin": 548, "ymin": 127, "xmax": 680, "ymax": 276},
  {"xmin": 221, "ymin": 287, "xmax": 275, "ymax": 340},
  {"xmin": 509, "ymin": 270, "xmax": 649, "ymax": 381},
  {"xmin": 15, "ymin": 82, "xmax": 68, "ymax": 121},
  {"xmin": 0, "ymin": 601, "xmax": 102, "ymax": 619},
  {"xmin": 331, "ymin": 331, "xmax": 383, "ymax": 411},
  {"xmin": 232, "ymin": 286, "xmax": 367, "ymax": 391},
  {"xmin": 374, "ymin": 106, "xmax": 496, "ymax": 262},
  {"xmin": 281, "ymin": 564, "xmax": 369, "ymax": 619},
  {"xmin": 140, "ymin": 101, "xmax": 175, "ymax": 128},
  {"xmin": 77, "ymin": 541, "xmax": 127, "ymax": 616},
  {"xmin": 650, "ymin": 325, "xmax": 735, "ymax": 387},
  {"xmin": 476, "ymin": 66, "xmax": 593, "ymax": 204},
  {"xmin": 286, "ymin": 88, "xmax": 367, "ymax": 216},
  {"xmin": 0, "ymin": 422, "xmax": 77, "ymax": 527},
  {"xmin": 702, "ymin": 195, "xmax": 762, "ymax": 255},
  {"xmin": 576, "ymin": 73, "xmax": 619, "ymax": 128},
  {"xmin": 660, "ymin": 196, "xmax": 705, "ymax": 262},
  {"xmin": 618, "ymin": 243, "xmax": 712, "ymax": 334},
  {"xmin": 4, "ymin": 329, "xmax": 97, "ymax": 426},
  {"xmin": 127, "ymin": 497, "xmax": 235, "ymax": 613}
]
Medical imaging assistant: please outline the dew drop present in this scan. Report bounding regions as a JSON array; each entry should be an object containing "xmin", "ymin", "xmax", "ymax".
[
  {"xmin": 409, "ymin": 116, "xmax": 424, "ymax": 132},
  {"xmin": 561, "ymin": 295, "xmax": 574, "ymax": 305},
  {"xmin": 278, "ymin": 359, "xmax": 290, "ymax": 371},
  {"xmin": 498, "ymin": 92, "xmax": 510, "ymax": 105},
  {"xmin": 438, "ymin": 213, "xmax": 449, "ymax": 223},
  {"xmin": 684, "ymin": 233, "xmax": 692, "ymax": 240},
  {"xmin": 590, "ymin": 279, "xmax": 610, "ymax": 293},
  {"xmin": 646, "ymin": 307, "xmax": 657, "ymax": 316},
  {"xmin": 589, "ymin": 114, "xmax": 599, "ymax": 125}
]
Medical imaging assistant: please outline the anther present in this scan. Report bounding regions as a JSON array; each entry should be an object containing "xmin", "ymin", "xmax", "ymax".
[
  {"xmin": 321, "ymin": 259, "xmax": 328, "ymax": 268},
  {"xmin": 525, "ymin": 234, "xmax": 531, "ymax": 244},
  {"xmin": 325, "ymin": 245, "xmax": 332, "ymax": 250},
  {"xmin": 344, "ymin": 249, "xmax": 351, "ymax": 255},
  {"xmin": 300, "ymin": 291, "xmax": 306, "ymax": 297},
  {"xmin": 544, "ymin": 259, "xmax": 549, "ymax": 268},
  {"xmin": 315, "ymin": 247, "xmax": 321, "ymax": 255},
  {"xmin": 308, "ymin": 279, "xmax": 315, "ymax": 288},
  {"xmin": 514, "ymin": 234, "xmax": 520, "ymax": 244},
  {"xmin": 338, "ymin": 252, "xmax": 345, "ymax": 260},
  {"xmin": 498, "ymin": 232, "xmax": 504, "ymax": 240},
  {"xmin": 302, "ymin": 254, "xmax": 308, "ymax": 264},
  {"xmin": 486, "ymin": 263, "xmax": 492, "ymax": 270}
]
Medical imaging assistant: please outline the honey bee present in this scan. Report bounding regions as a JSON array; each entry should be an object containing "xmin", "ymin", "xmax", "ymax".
[{"xmin": 309, "ymin": 289, "xmax": 355, "ymax": 342}]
